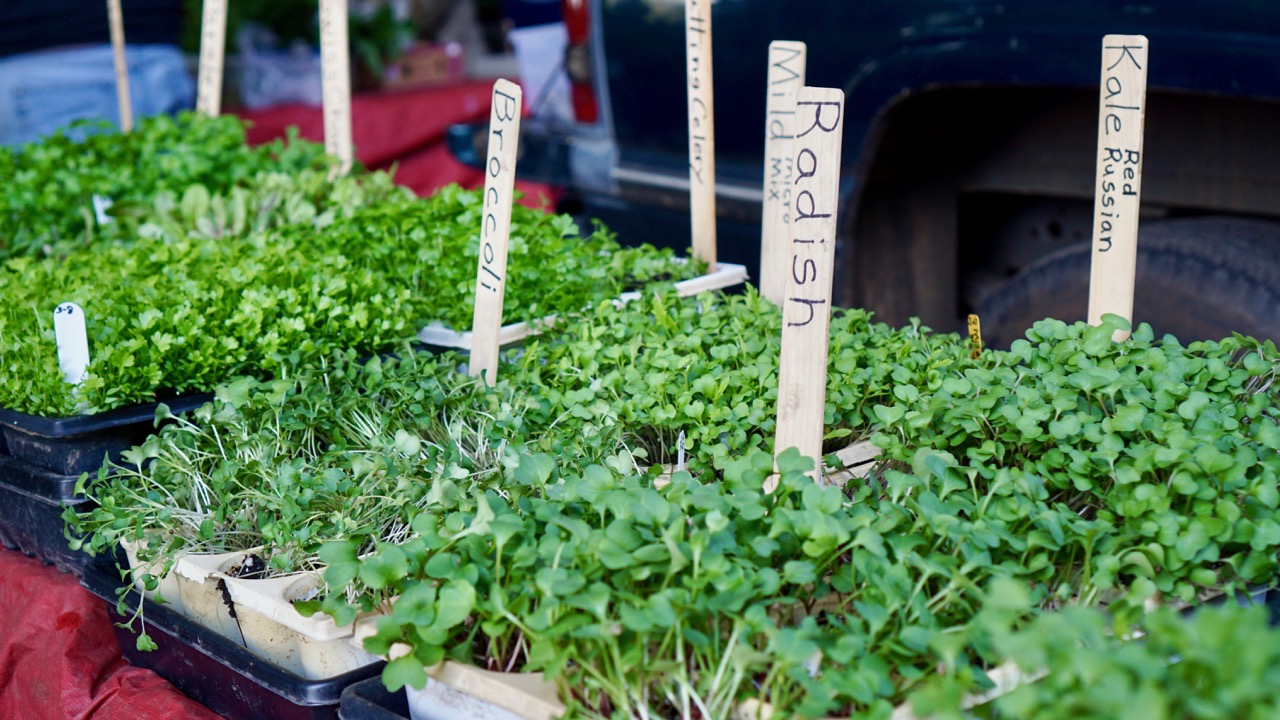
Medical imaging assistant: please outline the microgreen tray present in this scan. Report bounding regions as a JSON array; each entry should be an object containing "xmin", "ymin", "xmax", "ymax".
[
  {"xmin": 0, "ymin": 393, "xmax": 211, "ymax": 475},
  {"xmin": 0, "ymin": 454, "xmax": 92, "ymax": 574},
  {"xmin": 81, "ymin": 562, "xmax": 385, "ymax": 720},
  {"xmin": 415, "ymin": 262, "xmax": 749, "ymax": 350}
]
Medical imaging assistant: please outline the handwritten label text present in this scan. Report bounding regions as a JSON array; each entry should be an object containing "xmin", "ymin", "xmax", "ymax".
[
  {"xmin": 1087, "ymin": 35, "xmax": 1148, "ymax": 337},
  {"xmin": 469, "ymin": 80, "xmax": 523, "ymax": 386},
  {"xmin": 319, "ymin": 0, "xmax": 353, "ymax": 174},
  {"xmin": 774, "ymin": 86, "xmax": 846, "ymax": 481},
  {"xmin": 759, "ymin": 41, "xmax": 806, "ymax": 304},
  {"xmin": 685, "ymin": 0, "xmax": 717, "ymax": 267}
]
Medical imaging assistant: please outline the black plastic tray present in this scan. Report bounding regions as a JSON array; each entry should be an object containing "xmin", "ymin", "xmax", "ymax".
[
  {"xmin": 0, "ymin": 394, "xmax": 212, "ymax": 475},
  {"xmin": 81, "ymin": 563, "xmax": 385, "ymax": 720},
  {"xmin": 339, "ymin": 676, "xmax": 409, "ymax": 720},
  {"xmin": 1197, "ymin": 585, "xmax": 1280, "ymax": 625},
  {"xmin": 0, "ymin": 454, "xmax": 93, "ymax": 574}
]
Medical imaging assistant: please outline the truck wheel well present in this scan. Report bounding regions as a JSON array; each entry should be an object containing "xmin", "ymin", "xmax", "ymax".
[
  {"xmin": 843, "ymin": 86, "xmax": 1280, "ymax": 331},
  {"xmin": 978, "ymin": 217, "xmax": 1280, "ymax": 347}
]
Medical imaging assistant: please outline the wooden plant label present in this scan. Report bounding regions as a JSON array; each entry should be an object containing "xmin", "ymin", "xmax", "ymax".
[
  {"xmin": 685, "ymin": 0, "xmax": 716, "ymax": 270},
  {"xmin": 774, "ymin": 87, "xmax": 846, "ymax": 483},
  {"xmin": 54, "ymin": 302, "xmax": 90, "ymax": 387},
  {"xmin": 967, "ymin": 313, "xmax": 983, "ymax": 359},
  {"xmin": 1087, "ymin": 35, "xmax": 1148, "ymax": 341},
  {"xmin": 106, "ymin": 0, "xmax": 133, "ymax": 132},
  {"xmin": 468, "ymin": 80, "xmax": 523, "ymax": 386},
  {"xmin": 759, "ymin": 41, "xmax": 807, "ymax": 305},
  {"xmin": 196, "ymin": 0, "xmax": 229, "ymax": 116},
  {"xmin": 319, "ymin": 0, "xmax": 355, "ymax": 175}
]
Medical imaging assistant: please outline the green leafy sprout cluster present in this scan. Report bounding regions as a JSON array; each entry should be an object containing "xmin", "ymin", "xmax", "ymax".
[
  {"xmin": 63, "ymin": 287, "xmax": 1280, "ymax": 719},
  {"xmin": 68, "ymin": 344, "xmax": 535, "ymax": 650},
  {"xmin": 0, "ymin": 112, "xmax": 333, "ymax": 260},
  {"xmin": 871, "ymin": 316, "xmax": 1280, "ymax": 609},
  {"xmin": 37, "ymin": 102, "xmax": 1280, "ymax": 720},
  {"xmin": 512, "ymin": 287, "xmax": 975, "ymax": 475},
  {"xmin": 0, "ymin": 120, "xmax": 701, "ymax": 417},
  {"xmin": 909, "ymin": 582, "xmax": 1280, "ymax": 720}
]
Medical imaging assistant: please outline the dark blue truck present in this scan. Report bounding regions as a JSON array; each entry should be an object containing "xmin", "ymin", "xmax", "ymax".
[{"xmin": 452, "ymin": 0, "xmax": 1280, "ymax": 345}]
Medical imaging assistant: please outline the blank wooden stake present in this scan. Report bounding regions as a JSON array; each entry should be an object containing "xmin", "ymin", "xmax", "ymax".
[
  {"xmin": 319, "ymin": 0, "xmax": 355, "ymax": 175},
  {"xmin": 685, "ymin": 0, "xmax": 716, "ymax": 270},
  {"xmin": 1087, "ymin": 35, "xmax": 1148, "ymax": 341},
  {"xmin": 106, "ymin": 0, "xmax": 132, "ymax": 132},
  {"xmin": 759, "ymin": 41, "xmax": 807, "ymax": 305},
  {"xmin": 774, "ymin": 87, "xmax": 846, "ymax": 484},
  {"xmin": 468, "ymin": 80, "xmax": 524, "ymax": 386},
  {"xmin": 196, "ymin": 0, "xmax": 228, "ymax": 116}
]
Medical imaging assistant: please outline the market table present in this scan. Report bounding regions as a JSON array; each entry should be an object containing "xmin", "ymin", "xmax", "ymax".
[
  {"xmin": 0, "ymin": 547, "xmax": 222, "ymax": 719},
  {"xmin": 237, "ymin": 79, "xmax": 557, "ymax": 206}
]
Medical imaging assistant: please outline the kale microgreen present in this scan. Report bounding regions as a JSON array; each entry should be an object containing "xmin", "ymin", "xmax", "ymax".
[
  {"xmin": 869, "ymin": 316, "xmax": 1280, "ymax": 611},
  {"xmin": 907, "ymin": 600, "xmax": 1280, "ymax": 720}
]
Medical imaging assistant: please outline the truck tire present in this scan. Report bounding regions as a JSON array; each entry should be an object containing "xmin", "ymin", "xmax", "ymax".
[{"xmin": 978, "ymin": 217, "xmax": 1280, "ymax": 348}]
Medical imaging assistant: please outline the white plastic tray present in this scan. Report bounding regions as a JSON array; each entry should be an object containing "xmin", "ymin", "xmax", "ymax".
[{"xmin": 416, "ymin": 262, "xmax": 749, "ymax": 350}]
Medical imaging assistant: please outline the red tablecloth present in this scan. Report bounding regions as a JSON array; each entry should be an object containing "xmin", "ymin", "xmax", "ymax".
[
  {"xmin": 0, "ymin": 547, "xmax": 222, "ymax": 719},
  {"xmin": 237, "ymin": 81, "xmax": 558, "ymax": 208}
]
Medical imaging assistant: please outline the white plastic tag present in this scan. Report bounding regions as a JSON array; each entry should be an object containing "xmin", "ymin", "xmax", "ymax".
[
  {"xmin": 676, "ymin": 430, "xmax": 687, "ymax": 473},
  {"xmin": 92, "ymin": 195, "xmax": 114, "ymax": 225},
  {"xmin": 54, "ymin": 302, "xmax": 90, "ymax": 387}
]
